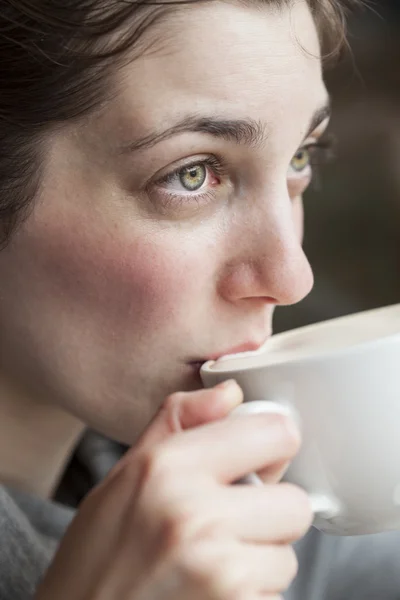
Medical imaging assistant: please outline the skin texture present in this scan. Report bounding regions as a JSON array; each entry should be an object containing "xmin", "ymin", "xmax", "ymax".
[{"xmin": 0, "ymin": 0, "xmax": 328, "ymax": 497}]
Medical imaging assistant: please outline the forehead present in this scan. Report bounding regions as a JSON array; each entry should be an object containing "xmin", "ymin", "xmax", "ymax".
[{"xmin": 109, "ymin": 0, "xmax": 327, "ymax": 142}]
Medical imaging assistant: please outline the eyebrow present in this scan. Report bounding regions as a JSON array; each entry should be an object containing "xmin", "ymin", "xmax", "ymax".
[
  {"xmin": 119, "ymin": 115, "xmax": 267, "ymax": 154},
  {"xmin": 119, "ymin": 101, "xmax": 331, "ymax": 155}
]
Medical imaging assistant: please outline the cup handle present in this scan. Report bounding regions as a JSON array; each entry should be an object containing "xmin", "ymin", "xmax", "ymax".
[{"xmin": 231, "ymin": 401, "xmax": 340, "ymax": 519}]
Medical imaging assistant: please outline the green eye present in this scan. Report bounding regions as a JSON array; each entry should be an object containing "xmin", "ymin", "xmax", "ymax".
[
  {"xmin": 290, "ymin": 148, "xmax": 310, "ymax": 173},
  {"xmin": 179, "ymin": 164, "xmax": 207, "ymax": 191}
]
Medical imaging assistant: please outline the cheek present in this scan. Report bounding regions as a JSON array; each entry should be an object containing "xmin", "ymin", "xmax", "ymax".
[{"xmin": 27, "ymin": 213, "xmax": 205, "ymax": 337}]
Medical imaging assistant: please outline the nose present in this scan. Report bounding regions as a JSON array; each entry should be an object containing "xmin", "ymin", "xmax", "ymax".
[{"xmin": 218, "ymin": 195, "xmax": 314, "ymax": 307}]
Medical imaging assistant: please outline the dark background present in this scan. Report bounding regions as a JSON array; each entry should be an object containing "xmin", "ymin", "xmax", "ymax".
[{"xmin": 275, "ymin": 1, "xmax": 400, "ymax": 333}]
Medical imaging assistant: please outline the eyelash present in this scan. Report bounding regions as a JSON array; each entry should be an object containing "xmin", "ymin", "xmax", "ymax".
[
  {"xmin": 150, "ymin": 134, "xmax": 336, "ymax": 206},
  {"xmin": 158, "ymin": 155, "xmax": 226, "ymax": 187}
]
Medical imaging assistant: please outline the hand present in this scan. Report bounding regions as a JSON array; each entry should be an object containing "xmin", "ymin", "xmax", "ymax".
[{"xmin": 36, "ymin": 381, "xmax": 312, "ymax": 600}]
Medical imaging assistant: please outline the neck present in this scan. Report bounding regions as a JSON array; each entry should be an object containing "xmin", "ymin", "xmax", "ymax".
[{"xmin": 0, "ymin": 375, "xmax": 85, "ymax": 499}]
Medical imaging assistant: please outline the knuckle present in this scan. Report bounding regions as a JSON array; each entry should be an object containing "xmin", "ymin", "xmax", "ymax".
[
  {"xmin": 137, "ymin": 442, "xmax": 178, "ymax": 486},
  {"xmin": 165, "ymin": 505, "xmax": 224, "ymax": 548},
  {"xmin": 125, "ymin": 448, "xmax": 222, "ymax": 552},
  {"xmin": 127, "ymin": 444, "xmax": 185, "ymax": 513},
  {"xmin": 163, "ymin": 505, "xmax": 201, "ymax": 547}
]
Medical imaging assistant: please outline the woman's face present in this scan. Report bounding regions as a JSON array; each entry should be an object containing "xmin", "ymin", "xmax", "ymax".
[{"xmin": 0, "ymin": 0, "xmax": 329, "ymax": 443}]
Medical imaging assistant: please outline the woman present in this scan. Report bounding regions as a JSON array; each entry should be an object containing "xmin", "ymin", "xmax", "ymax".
[{"xmin": 1, "ymin": 1, "xmax": 400, "ymax": 599}]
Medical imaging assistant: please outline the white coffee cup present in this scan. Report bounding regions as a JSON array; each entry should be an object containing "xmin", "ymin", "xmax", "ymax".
[{"xmin": 201, "ymin": 303, "xmax": 400, "ymax": 536}]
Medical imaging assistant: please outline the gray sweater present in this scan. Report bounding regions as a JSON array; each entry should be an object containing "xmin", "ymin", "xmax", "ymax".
[{"xmin": 2, "ymin": 434, "xmax": 400, "ymax": 600}]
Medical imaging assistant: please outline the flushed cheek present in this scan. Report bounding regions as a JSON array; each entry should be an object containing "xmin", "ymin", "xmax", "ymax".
[
  {"xmin": 28, "ymin": 217, "xmax": 206, "ymax": 341},
  {"xmin": 0, "ymin": 214, "xmax": 213, "ymax": 438}
]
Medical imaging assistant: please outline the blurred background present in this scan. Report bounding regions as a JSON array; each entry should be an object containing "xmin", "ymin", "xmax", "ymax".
[{"xmin": 275, "ymin": 0, "xmax": 400, "ymax": 333}]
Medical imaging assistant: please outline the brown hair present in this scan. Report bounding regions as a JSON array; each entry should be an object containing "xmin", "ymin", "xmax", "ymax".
[{"xmin": 0, "ymin": 0, "xmax": 360, "ymax": 248}]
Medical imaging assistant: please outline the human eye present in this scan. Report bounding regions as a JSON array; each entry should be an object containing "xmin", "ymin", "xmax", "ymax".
[
  {"xmin": 288, "ymin": 135, "xmax": 336, "ymax": 197},
  {"xmin": 148, "ymin": 155, "xmax": 228, "ymax": 212}
]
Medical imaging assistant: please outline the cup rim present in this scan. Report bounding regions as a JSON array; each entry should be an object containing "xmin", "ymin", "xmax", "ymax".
[{"xmin": 201, "ymin": 302, "xmax": 400, "ymax": 375}]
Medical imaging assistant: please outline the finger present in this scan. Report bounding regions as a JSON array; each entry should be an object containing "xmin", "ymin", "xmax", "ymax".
[
  {"xmin": 170, "ymin": 380, "xmax": 243, "ymax": 431},
  {"xmin": 137, "ymin": 380, "xmax": 243, "ymax": 450},
  {"xmin": 162, "ymin": 411, "xmax": 301, "ymax": 484},
  {"xmin": 112, "ymin": 381, "xmax": 243, "ymax": 476},
  {"xmin": 138, "ymin": 381, "xmax": 243, "ymax": 449},
  {"xmin": 180, "ymin": 540, "xmax": 297, "ymax": 596},
  {"xmin": 210, "ymin": 483, "xmax": 313, "ymax": 543}
]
